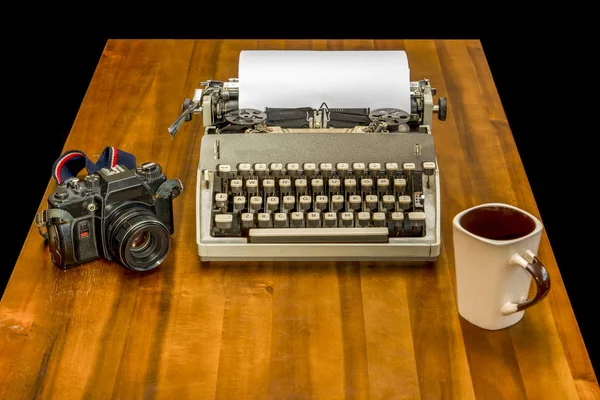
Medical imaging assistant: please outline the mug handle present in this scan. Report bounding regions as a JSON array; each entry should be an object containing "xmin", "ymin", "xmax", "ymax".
[{"xmin": 501, "ymin": 250, "xmax": 551, "ymax": 315}]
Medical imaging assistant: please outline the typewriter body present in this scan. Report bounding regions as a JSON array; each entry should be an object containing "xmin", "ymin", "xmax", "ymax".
[{"xmin": 169, "ymin": 59, "xmax": 447, "ymax": 262}]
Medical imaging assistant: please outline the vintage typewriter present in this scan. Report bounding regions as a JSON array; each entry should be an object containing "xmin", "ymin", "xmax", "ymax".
[{"xmin": 168, "ymin": 51, "xmax": 447, "ymax": 261}]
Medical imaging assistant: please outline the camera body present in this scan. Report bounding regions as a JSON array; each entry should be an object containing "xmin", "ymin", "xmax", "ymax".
[{"xmin": 45, "ymin": 162, "xmax": 178, "ymax": 271}]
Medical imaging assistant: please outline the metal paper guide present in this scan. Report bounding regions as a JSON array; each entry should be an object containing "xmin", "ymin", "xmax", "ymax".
[
  {"xmin": 167, "ymin": 49, "xmax": 448, "ymax": 262},
  {"xmin": 238, "ymin": 50, "xmax": 412, "ymax": 112}
]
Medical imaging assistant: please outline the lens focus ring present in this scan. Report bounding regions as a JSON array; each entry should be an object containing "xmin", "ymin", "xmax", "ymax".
[
  {"xmin": 113, "ymin": 214, "xmax": 150, "ymax": 244},
  {"xmin": 106, "ymin": 206, "xmax": 171, "ymax": 271}
]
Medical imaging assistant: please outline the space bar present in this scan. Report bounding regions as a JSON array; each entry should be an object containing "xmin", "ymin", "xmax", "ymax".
[{"xmin": 248, "ymin": 227, "xmax": 389, "ymax": 243}]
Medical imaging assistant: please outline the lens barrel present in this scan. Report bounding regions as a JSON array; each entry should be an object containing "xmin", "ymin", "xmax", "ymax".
[{"xmin": 106, "ymin": 205, "xmax": 171, "ymax": 271}]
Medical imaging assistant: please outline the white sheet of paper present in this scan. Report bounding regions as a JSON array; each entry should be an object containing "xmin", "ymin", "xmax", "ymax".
[{"xmin": 238, "ymin": 50, "xmax": 411, "ymax": 112}]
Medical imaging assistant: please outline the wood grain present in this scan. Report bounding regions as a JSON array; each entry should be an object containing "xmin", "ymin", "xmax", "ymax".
[{"xmin": 1, "ymin": 39, "xmax": 597, "ymax": 399}]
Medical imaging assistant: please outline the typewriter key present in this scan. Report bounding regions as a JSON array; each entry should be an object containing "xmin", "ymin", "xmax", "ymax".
[
  {"xmin": 237, "ymin": 163, "xmax": 252, "ymax": 178},
  {"xmin": 246, "ymin": 179, "xmax": 259, "ymax": 196},
  {"xmin": 423, "ymin": 161, "xmax": 436, "ymax": 188},
  {"xmin": 274, "ymin": 213, "xmax": 288, "ymax": 228},
  {"xmin": 352, "ymin": 163, "xmax": 366, "ymax": 177},
  {"xmin": 344, "ymin": 178, "xmax": 357, "ymax": 194},
  {"xmin": 366, "ymin": 195, "xmax": 378, "ymax": 211},
  {"xmin": 254, "ymin": 163, "xmax": 268, "ymax": 177},
  {"xmin": 320, "ymin": 163, "xmax": 333, "ymax": 177},
  {"xmin": 377, "ymin": 178, "xmax": 390, "ymax": 194},
  {"xmin": 361, "ymin": 178, "xmax": 373, "ymax": 194},
  {"xmin": 291, "ymin": 212, "xmax": 305, "ymax": 227},
  {"xmin": 358, "ymin": 211, "xmax": 371, "ymax": 226},
  {"xmin": 241, "ymin": 213, "xmax": 256, "ymax": 228},
  {"xmin": 307, "ymin": 212, "xmax": 321, "ymax": 227},
  {"xmin": 257, "ymin": 213, "xmax": 271, "ymax": 228},
  {"xmin": 295, "ymin": 179, "xmax": 308, "ymax": 195},
  {"xmin": 336, "ymin": 163, "xmax": 349, "ymax": 177},
  {"xmin": 231, "ymin": 179, "xmax": 243, "ymax": 195},
  {"xmin": 215, "ymin": 193, "xmax": 228, "ymax": 209},
  {"xmin": 341, "ymin": 212, "xmax": 354, "ymax": 227},
  {"xmin": 368, "ymin": 163, "xmax": 381, "ymax": 176},
  {"xmin": 349, "ymin": 195, "xmax": 362, "ymax": 211},
  {"xmin": 328, "ymin": 179, "xmax": 341, "ymax": 194},
  {"xmin": 279, "ymin": 179, "xmax": 292, "ymax": 195},
  {"xmin": 286, "ymin": 163, "xmax": 300, "ymax": 177},
  {"xmin": 408, "ymin": 211, "xmax": 426, "ymax": 233},
  {"xmin": 324, "ymin": 212, "xmax": 337, "ymax": 227},
  {"xmin": 233, "ymin": 196, "xmax": 246, "ymax": 211},
  {"xmin": 315, "ymin": 195, "xmax": 328, "ymax": 211},
  {"xmin": 383, "ymin": 195, "xmax": 395, "ymax": 212},
  {"xmin": 331, "ymin": 195, "xmax": 344, "ymax": 212},
  {"xmin": 303, "ymin": 163, "xmax": 316, "ymax": 177},
  {"xmin": 270, "ymin": 163, "xmax": 284, "ymax": 177},
  {"xmin": 217, "ymin": 164, "xmax": 232, "ymax": 179},
  {"xmin": 250, "ymin": 196, "xmax": 263, "ymax": 212},
  {"xmin": 394, "ymin": 178, "xmax": 407, "ymax": 195},
  {"xmin": 267, "ymin": 196, "xmax": 279, "ymax": 212},
  {"xmin": 391, "ymin": 212, "xmax": 404, "ymax": 232},
  {"xmin": 215, "ymin": 214, "xmax": 233, "ymax": 230},
  {"xmin": 263, "ymin": 179, "xmax": 276, "ymax": 196},
  {"xmin": 398, "ymin": 195, "xmax": 411, "ymax": 211},
  {"xmin": 282, "ymin": 196, "xmax": 295, "ymax": 212},
  {"xmin": 299, "ymin": 196, "xmax": 312, "ymax": 211},
  {"xmin": 372, "ymin": 212, "xmax": 386, "ymax": 227},
  {"xmin": 385, "ymin": 163, "xmax": 399, "ymax": 176}
]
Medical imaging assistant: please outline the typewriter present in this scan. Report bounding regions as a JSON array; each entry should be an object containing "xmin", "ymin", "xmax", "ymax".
[{"xmin": 168, "ymin": 52, "xmax": 447, "ymax": 261}]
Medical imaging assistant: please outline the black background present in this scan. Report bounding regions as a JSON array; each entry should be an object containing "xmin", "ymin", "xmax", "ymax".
[{"xmin": 4, "ymin": 22, "xmax": 597, "ymax": 377}]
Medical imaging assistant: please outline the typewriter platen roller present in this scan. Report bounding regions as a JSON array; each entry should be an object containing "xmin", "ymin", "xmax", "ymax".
[{"xmin": 169, "ymin": 50, "xmax": 447, "ymax": 261}]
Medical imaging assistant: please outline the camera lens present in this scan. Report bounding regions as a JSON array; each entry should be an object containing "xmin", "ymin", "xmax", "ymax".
[
  {"xmin": 130, "ymin": 230, "xmax": 151, "ymax": 250},
  {"xmin": 106, "ymin": 206, "xmax": 171, "ymax": 271}
]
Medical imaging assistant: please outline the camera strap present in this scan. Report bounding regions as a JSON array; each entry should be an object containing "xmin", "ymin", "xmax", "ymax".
[
  {"xmin": 52, "ymin": 146, "xmax": 136, "ymax": 185},
  {"xmin": 36, "ymin": 147, "xmax": 138, "ymax": 239},
  {"xmin": 156, "ymin": 178, "xmax": 185, "ymax": 200}
]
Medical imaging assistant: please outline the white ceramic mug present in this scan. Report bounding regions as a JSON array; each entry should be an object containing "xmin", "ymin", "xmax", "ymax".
[{"xmin": 452, "ymin": 203, "xmax": 551, "ymax": 330}]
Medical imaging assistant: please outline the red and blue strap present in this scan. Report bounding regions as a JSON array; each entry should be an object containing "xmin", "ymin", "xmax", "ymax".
[{"xmin": 52, "ymin": 146, "xmax": 136, "ymax": 185}]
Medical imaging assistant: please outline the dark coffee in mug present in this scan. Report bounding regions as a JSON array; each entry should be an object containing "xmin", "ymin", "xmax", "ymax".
[{"xmin": 459, "ymin": 205, "xmax": 536, "ymax": 240}]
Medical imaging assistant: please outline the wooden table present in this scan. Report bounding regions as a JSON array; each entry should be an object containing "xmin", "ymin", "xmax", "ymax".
[{"xmin": 1, "ymin": 40, "xmax": 597, "ymax": 399}]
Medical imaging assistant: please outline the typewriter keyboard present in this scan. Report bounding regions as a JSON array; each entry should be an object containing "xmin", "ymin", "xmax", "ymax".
[{"xmin": 208, "ymin": 162, "xmax": 435, "ymax": 243}]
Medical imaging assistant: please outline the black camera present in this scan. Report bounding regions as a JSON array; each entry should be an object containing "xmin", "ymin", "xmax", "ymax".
[{"xmin": 37, "ymin": 162, "xmax": 183, "ymax": 271}]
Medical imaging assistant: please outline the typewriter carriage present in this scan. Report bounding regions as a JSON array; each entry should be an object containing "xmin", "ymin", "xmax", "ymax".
[{"xmin": 169, "ymin": 78, "xmax": 446, "ymax": 137}]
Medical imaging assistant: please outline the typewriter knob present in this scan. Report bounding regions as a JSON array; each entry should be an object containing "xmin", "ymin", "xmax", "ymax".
[{"xmin": 437, "ymin": 97, "xmax": 447, "ymax": 121}]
